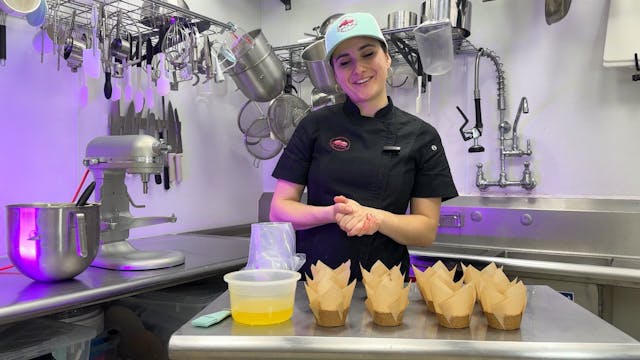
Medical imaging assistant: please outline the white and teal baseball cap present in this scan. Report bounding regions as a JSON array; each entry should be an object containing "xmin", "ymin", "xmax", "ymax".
[{"xmin": 324, "ymin": 12, "xmax": 387, "ymax": 62}]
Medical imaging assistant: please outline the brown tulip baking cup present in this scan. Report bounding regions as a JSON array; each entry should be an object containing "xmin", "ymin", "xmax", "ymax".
[
  {"xmin": 314, "ymin": 308, "xmax": 350, "ymax": 327},
  {"xmin": 437, "ymin": 313, "xmax": 471, "ymax": 329},
  {"xmin": 484, "ymin": 312, "xmax": 522, "ymax": 330},
  {"xmin": 372, "ymin": 310, "xmax": 405, "ymax": 327}
]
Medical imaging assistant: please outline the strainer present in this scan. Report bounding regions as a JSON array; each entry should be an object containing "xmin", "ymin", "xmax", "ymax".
[
  {"xmin": 267, "ymin": 94, "xmax": 310, "ymax": 145},
  {"xmin": 237, "ymin": 100, "xmax": 269, "ymax": 135},
  {"xmin": 245, "ymin": 116, "xmax": 271, "ymax": 139},
  {"xmin": 244, "ymin": 134, "xmax": 283, "ymax": 167}
]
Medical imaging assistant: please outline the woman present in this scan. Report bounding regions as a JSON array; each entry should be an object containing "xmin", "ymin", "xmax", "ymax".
[{"xmin": 270, "ymin": 12, "xmax": 458, "ymax": 280}]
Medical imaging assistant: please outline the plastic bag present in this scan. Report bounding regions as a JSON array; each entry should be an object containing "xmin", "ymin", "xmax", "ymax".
[{"xmin": 245, "ymin": 222, "xmax": 306, "ymax": 271}]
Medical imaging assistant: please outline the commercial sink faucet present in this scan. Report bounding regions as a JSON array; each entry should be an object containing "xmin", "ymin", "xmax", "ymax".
[{"xmin": 460, "ymin": 48, "xmax": 536, "ymax": 191}]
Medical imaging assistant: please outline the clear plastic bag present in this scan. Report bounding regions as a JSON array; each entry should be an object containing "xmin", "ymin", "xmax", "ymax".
[{"xmin": 245, "ymin": 222, "xmax": 306, "ymax": 271}]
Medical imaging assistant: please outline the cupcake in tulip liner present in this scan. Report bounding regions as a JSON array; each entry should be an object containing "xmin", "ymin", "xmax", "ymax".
[
  {"xmin": 430, "ymin": 277, "xmax": 476, "ymax": 328},
  {"xmin": 479, "ymin": 274, "xmax": 528, "ymax": 331},
  {"xmin": 412, "ymin": 260, "xmax": 457, "ymax": 312},
  {"xmin": 304, "ymin": 260, "xmax": 356, "ymax": 327},
  {"xmin": 361, "ymin": 261, "xmax": 410, "ymax": 327}
]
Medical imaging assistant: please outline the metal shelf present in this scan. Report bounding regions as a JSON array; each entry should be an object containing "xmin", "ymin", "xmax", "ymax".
[
  {"xmin": 47, "ymin": 0, "xmax": 232, "ymax": 41},
  {"xmin": 272, "ymin": 25, "xmax": 478, "ymax": 82}
]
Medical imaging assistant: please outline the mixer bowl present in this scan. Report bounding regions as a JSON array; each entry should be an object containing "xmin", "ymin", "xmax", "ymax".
[{"xmin": 6, "ymin": 203, "xmax": 100, "ymax": 282}]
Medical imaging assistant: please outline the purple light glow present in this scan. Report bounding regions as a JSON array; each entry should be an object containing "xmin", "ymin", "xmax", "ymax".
[{"xmin": 18, "ymin": 208, "xmax": 37, "ymax": 262}]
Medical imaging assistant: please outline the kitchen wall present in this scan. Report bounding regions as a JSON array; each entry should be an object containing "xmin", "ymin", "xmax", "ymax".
[
  {"xmin": 1, "ymin": 0, "xmax": 638, "ymax": 258},
  {"xmin": 0, "ymin": 1, "xmax": 263, "ymax": 256},
  {"xmin": 259, "ymin": 0, "xmax": 640, "ymax": 199}
]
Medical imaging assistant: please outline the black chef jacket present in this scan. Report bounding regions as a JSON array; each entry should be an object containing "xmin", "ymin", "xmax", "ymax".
[{"xmin": 272, "ymin": 97, "xmax": 458, "ymax": 281}]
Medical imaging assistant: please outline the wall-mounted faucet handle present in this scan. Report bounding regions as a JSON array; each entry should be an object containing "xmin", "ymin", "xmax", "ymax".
[
  {"xmin": 521, "ymin": 161, "xmax": 536, "ymax": 190},
  {"xmin": 457, "ymin": 106, "xmax": 485, "ymax": 153},
  {"xmin": 512, "ymin": 96, "xmax": 529, "ymax": 140},
  {"xmin": 476, "ymin": 163, "xmax": 489, "ymax": 191}
]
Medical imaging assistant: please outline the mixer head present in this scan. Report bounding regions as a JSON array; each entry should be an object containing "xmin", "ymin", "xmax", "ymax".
[{"xmin": 83, "ymin": 135, "xmax": 170, "ymax": 194}]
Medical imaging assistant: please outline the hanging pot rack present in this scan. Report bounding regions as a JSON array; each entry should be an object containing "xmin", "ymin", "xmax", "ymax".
[{"xmin": 48, "ymin": 0, "xmax": 233, "ymax": 45}]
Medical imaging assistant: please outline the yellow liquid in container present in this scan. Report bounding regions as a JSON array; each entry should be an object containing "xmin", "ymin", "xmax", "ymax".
[{"xmin": 231, "ymin": 297, "xmax": 294, "ymax": 325}]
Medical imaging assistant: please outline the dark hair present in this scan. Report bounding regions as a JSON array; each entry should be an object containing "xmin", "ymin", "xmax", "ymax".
[{"xmin": 329, "ymin": 40, "xmax": 388, "ymax": 68}]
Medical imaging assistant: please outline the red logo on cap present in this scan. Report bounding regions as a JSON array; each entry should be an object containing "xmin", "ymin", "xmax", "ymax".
[{"xmin": 337, "ymin": 18, "xmax": 356, "ymax": 32}]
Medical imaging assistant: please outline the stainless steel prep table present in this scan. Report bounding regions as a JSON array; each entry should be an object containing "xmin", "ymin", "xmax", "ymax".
[
  {"xmin": 0, "ymin": 234, "xmax": 249, "ymax": 325},
  {"xmin": 169, "ymin": 285, "xmax": 640, "ymax": 360}
]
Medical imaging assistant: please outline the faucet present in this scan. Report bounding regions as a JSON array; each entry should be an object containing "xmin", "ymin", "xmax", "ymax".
[
  {"xmin": 460, "ymin": 48, "xmax": 537, "ymax": 191},
  {"xmin": 510, "ymin": 96, "xmax": 530, "ymax": 153}
]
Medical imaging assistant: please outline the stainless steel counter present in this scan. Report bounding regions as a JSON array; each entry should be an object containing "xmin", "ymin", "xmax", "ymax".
[
  {"xmin": 0, "ymin": 234, "xmax": 249, "ymax": 326},
  {"xmin": 169, "ymin": 285, "xmax": 640, "ymax": 360},
  {"xmin": 409, "ymin": 247, "xmax": 640, "ymax": 287}
]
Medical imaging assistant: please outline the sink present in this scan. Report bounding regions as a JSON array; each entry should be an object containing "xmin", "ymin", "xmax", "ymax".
[
  {"xmin": 500, "ymin": 250, "xmax": 613, "ymax": 267},
  {"xmin": 412, "ymin": 245, "xmax": 640, "ymax": 269}
]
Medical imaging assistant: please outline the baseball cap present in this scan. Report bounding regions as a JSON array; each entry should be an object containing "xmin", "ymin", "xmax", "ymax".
[{"xmin": 324, "ymin": 12, "xmax": 387, "ymax": 62}]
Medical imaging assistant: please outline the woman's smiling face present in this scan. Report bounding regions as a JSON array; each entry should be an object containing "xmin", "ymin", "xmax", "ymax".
[{"xmin": 331, "ymin": 36, "xmax": 391, "ymax": 115}]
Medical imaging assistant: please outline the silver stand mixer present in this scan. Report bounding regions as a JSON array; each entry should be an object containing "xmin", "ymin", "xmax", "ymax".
[{"xmin": 83, "ymin": 135, "xmax": 185, "ymax": 270}]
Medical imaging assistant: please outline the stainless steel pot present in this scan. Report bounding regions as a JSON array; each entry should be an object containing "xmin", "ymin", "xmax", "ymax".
[
  {"xmin": 6, "ymin": 203, "xmax": 100, "ymax": 282},
  {"xmin": 227, "ymin": 29, "xmax": 285, "ymax": 102},
  {"xmin": 301, "ymin": 39, "xmax": 340, "ymax": 95},
  {"xmin": 387, "ymin": 11, "xmax": 418, "ymax": 29},
  {"xmin": 421, "ymin": 0, "xmax": 472, "ymax": 38},
  {"xmin": 0, "ymin": 0, "xmax": 40, "ymax": 15}
]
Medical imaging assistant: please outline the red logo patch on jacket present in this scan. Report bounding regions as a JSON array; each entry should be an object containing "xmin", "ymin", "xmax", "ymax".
[{"xmin": 329, "ymin": 137, "xmax": 350, "ymax": 151}]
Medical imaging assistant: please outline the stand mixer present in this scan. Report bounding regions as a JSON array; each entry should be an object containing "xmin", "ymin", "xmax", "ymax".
[{"xmin": 83, "ymin": 135, "xmax": 185, "ymax": 270}]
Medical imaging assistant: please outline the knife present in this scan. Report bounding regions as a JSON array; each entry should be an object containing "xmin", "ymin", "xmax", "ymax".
[
  {"xmin": 161, "ymin": 96, "xmax": 170, "ymax": 190},
  {"xmin": 149, "ymin": 111, "xmax": 162, "ymax": 185},
  {"xmin": 166, "ymin": 101, "xmax": 176, "ymax": 184},
  {"xmin": 173, "ymin": 107, "xmax": 183, "ymax": 183},
  {"xmin": 108, "ymin": 101, "xmax": 120, "ymax": 135},
  {"xmin": 125, "ymin": 101, "xmax": 135, "ymax": 135}
]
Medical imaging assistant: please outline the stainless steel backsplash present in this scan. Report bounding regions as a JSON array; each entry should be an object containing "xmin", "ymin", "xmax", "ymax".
[{"xmin": 259, "ymin": 193, "xmax": 640, "ymax": 257}]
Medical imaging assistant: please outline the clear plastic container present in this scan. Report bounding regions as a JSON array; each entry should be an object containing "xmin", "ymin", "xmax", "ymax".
[
  {"xmin": 224, "ymin": 269, "xmax": 301, "ymax": 325},
  {"xmin": 413, "ymin": 20, "xmax": 454, "ymax": 75}
]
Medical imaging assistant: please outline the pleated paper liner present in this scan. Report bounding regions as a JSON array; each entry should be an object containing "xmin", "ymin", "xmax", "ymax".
[
  {"xmin": 436, "ymin": 313, "xmax": 471, "ymax": 329},
  {"xmin": 484, "ymin": 312, "xmax": 523, "ymax": 330},
  {"xmin": 313, "ymin": 308, "xmax": 351, "ymax": 327},
  {"xmin": 371, "ymin": 310, "xmax": 405, "ymax": 327}
]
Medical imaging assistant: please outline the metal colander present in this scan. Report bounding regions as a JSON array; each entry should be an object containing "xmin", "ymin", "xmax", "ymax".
[
  {"xmin": 267, "ymin": 94, "xmax": 310, "ymax": 145},
  {"xmin": 237, "ymin": 100, "xmax": 270, "ymax": 137}
]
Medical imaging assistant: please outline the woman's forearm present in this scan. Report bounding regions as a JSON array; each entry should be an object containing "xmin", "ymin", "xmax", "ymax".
[
  {"xmin": 374, "ymin": 210, "xmax": 439, "ymax": 247},
  {"xmin": 270, "ymin": 199, "xmax": 336, "ymax": 230}
]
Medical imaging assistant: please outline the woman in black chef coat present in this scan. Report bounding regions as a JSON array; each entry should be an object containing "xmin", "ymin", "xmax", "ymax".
[{"xmin": 270, "ymin": 12, "xmax": 458, "ymax": 280}]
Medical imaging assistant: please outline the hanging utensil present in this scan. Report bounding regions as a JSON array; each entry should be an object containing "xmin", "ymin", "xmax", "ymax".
[
  {"xmin": 82, "ymin": 3, "xmax": 101, "ymax": 79},
  {"xmin": 145, "ymin": 37, "xmax": 155, "ymax": 109},
  {"xmin": 173, "ymin": 107, "xmax": 183, "ymax": 183},
  {"xmin": 102, "ymin": 6, "xmax": 112, "ymax": 99},
  {"xmin": 79, "ymin": 70, "xmax": 89, "ymax": 107},
  {"xmin": 0, "ymin": 11, "xmax": 6, "ymax": 67},
  {"xmin": 157, "ymin": 52, "xmax": 170, "ymax": 96},
  {"xmin": 133, "ymin": 36, "xmax": 145, "ymax": 112}
]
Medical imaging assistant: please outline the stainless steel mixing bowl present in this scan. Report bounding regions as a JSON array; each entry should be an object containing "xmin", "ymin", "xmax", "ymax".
[{"xmin": 6, "ymin": 202, "xmax": 100, "ymax": 282}]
